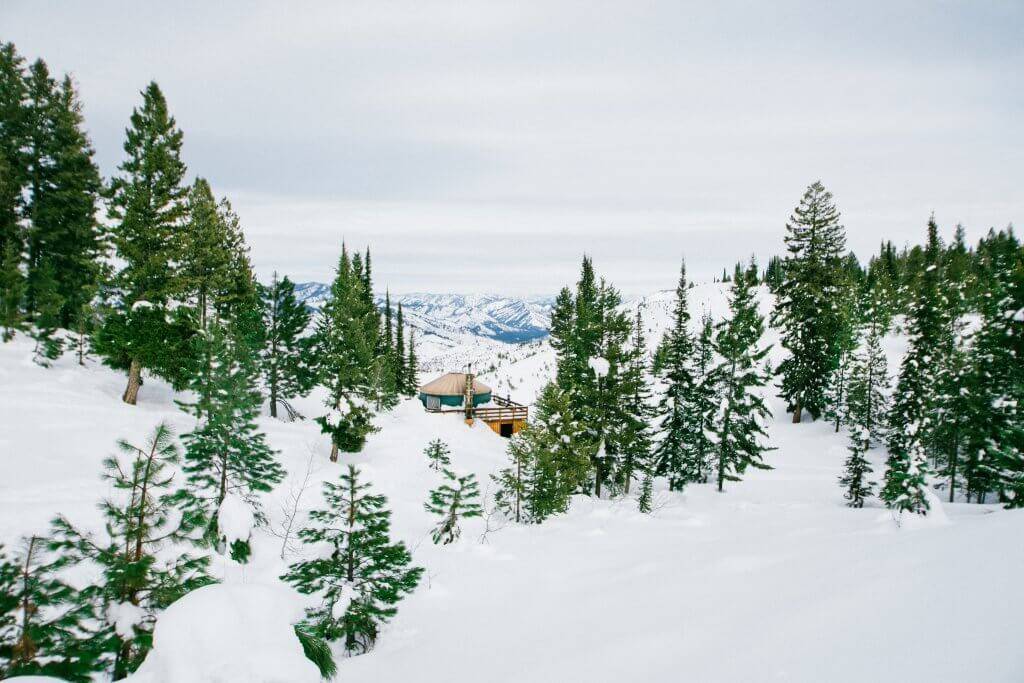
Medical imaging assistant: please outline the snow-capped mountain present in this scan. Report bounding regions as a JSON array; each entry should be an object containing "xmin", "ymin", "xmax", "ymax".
[{"xmin": 293, "ymin": 284, "xmax": 553, "ymax": 344}]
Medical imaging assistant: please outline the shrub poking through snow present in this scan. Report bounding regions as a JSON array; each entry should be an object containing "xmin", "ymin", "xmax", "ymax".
[
  {"xmin": 283, "ymin": 465, "xmax": 422, "ymax": 655},
  {"xmin": 425, "ymin": 469, "xmax": 483, "ymax": 544},
  {"xmin": 637, "ymin": 475, "xmax": 654, "ymax": 514},
  {"xmin": 0, "ymin": 536, "xmax": 96, "ymax": 681},
  {"xmin": 49, "ymin": 423, "xmax": 214, "ymax": 679},
  {"xmin": 423, "ymin": 438, "xmax": 451, "ymax": 471}
]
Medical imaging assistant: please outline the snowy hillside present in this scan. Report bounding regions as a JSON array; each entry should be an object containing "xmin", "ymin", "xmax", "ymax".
[
  {"xmin": 2, "ymin": 282, "xmax": 1022, "ymax": 682},
  {"xmin": 481, "ymin": 281, "xmax": 909, "ymax": 406},
  {"xmin": 293, "ymin": 284, "xmax": 553, "ymax": 344}
]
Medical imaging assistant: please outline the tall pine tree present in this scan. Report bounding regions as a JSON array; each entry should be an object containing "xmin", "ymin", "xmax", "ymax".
[
  {"xmin": 653, "ymin": 262, "xmax": 699, "ymax": 490},
  {"xmin": 178, "ymin": 319, "xmax": 285, "ymax": 554},
  {"xmin": 259, "ymin": 272, "xmax": 313, "ymax": 419},
  {"xmin": 95, "ymin": 82, "xmax": 194, "ymax": 404},
  {"xmin": 712, "ymin": 262, "xmax": 774, "ymax": 491},
  {"xmin": 772, "ymin": 181, "xmax": 851, "ymax": 422},
  {"xmin": 614, "ymin": 308, "xmax": 654, "ymax": 493},
  {"xmin": 313, "ymin": 245, "xmax": 378, "ymax": 460},
  {"xmin": 0, "ymin": 43, "xmax": 28, "ymax": 341},
  {"xmin": 882, "ymin": 217, "xmax": 946, "ymax": 516}
]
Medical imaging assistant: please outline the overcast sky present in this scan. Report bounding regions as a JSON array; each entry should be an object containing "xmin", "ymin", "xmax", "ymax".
[{"xmin": 4, "ymin": 1, "xmax": 1022, "ymax": 295}]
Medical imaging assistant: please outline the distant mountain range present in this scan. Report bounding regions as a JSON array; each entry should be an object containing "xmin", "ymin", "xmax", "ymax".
[{"xmin": 293, "ymin": 283, "xmax": 553, "ymax": 344}]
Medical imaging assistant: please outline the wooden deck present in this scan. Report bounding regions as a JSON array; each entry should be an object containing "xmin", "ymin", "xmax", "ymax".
[{"xmin": 425, "ymin": 394, "xmax": 528, "ymax": 423}]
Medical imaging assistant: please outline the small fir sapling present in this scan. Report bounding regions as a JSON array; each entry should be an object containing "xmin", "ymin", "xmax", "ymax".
[
  {"xmin": 423, "ymin": 438, "xmax": 451, "ymax": 470},
  {"xmin": 424, "ymin": 469, "xmax": 483, "ymax": 544}
]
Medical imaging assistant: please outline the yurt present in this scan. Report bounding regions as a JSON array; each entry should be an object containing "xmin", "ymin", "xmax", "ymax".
[{"xmin": 418, "ymin": 372, "xmax": 492, "ymax": 410}]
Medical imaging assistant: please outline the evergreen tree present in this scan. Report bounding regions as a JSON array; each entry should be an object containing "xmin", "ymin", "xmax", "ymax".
[
  {"xmin": 614, "ymin": 308, "xmax": 653, "ymax": 493},
  {"xmin": 549, "ymin": 286, "xmax": 575, "ymax": 386},
  {"xmin": 29, "ymin": 259, "xmax": 63, "ymax": 364},
  {"xmin": 393, "ymin": 301, "xmax": 406, "ymax": 393},
  {"xmin": 178, "ymin": 178, "xmax": 234, "ymax": 330},
  {"xmin": 772, "ymin": 181, "xmax": 851, "ymax": 422},
  {"xmin": 313, "ymin": 245, "xmax": 378, "ymax": 460},
  {"xmin": 259, "ymin": 272, "xmax": 313, "ymax": 419},
  {"xmin": 864, "ymin": 256, "xmax": 896, "ymax": 334},
  {"xmin": 492, "ymin": 431, "xmax": 534, "ymax": 524},
  {"xmin": 404, "ymin": 328, "xmax": 419, "ymax": 397},
  {"xmin": 209, "ymin": 196, "xmax": 261, "ymax": 329},
  {"xmin": 0, "ymin": 536, "xmax": 98, "ymax": 681},
  {"xmin": 94, "ymin": 82, "xmax": 193, "ymax": 404},
  {"xmin": 283, "ymin": 465, "xmax": 422, "ymax": 654},
  {"xmin": 823, "ymin": 292, "xmax": 859, "ymax": 432},
  {"xmin": 966, "ymin": 228, "xmax": 1024, "ymax": 505},
  {"xmin": 845, "ymin": 322, "xmax": 891, "ymax": 447},
  {"xmin": 550, "ymin": 257, "xmax": 603, "ymax": 435},
  {"xmin": 712, "ymin": 262, "xmax": 774, "ymax": 491},
  {"xmin": 839, "ymin": 423, "xmax": 875, "ymax": 508},
  {"xmin": 637, "ymin": 475, "xmax": 654, "ymax": 513},
  {"xmin": 931, "ymin": 230, "xmax": 975, "ymax": 502},
  {"xmin": 0, "ymin": 44, "xmax": 29, "ymax": 342},
  {"xmin": 0, "ymin": 227, "xmax": 25, "ymax": 342},
  {"xmin": 493, "ymin": 383, "xmax": 591, "ymax": 523},
  {"xmin": 178, "ymin": 319, "xmax": 284, "ymax": 554},
  {"xmin": 378, "ymin": 290, "xmax": 399, "ymax": 401},
  {"xmin": 589, "ymin": 278, "xmax": 632, "ymax": 496},
  {"xmin": 882, "ymin": 217, "xmax": 947, "ymax": 516},
  {"xmin": 22, "ymin": 65, "xmax": 103, "ymax": 330},
  {"xmin": 933, "ymin": 327, "xmax": 972, "ymax": 502},
  {"xmin": 424, "ymin": 469, "xmax": 483, "ymax": 544},
  {"xmin": 690, "ymin": 313, "xmax": 720, "ymax": 484},
  {"xmin": 424, "ymin": 438, "xmax": 451, "ymax": 470},
  {"xmin": 50, "ymin": 423, "xmax": 213, "ymax": 679},
  {"xmin": 763, "ymin": 255, "xmax": 784, "ymax": 291},
  {"xmin": 547, "ymin": 256, "xmax": 635, "ymax": 496},
  {"xmin": 652, "ymin": 262, "xmax": 699, "ymax": 490}
]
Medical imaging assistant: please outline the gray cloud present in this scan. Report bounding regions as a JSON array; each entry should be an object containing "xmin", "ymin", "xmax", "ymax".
[{"xmin": 4, "ymin": 0, "xmax": 1021, "ymax": 294}]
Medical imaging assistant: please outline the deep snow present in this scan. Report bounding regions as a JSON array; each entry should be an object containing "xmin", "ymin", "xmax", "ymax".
[{"xmin": 1, "ymin": 282, "xmax": 1022, "ymax": 682}]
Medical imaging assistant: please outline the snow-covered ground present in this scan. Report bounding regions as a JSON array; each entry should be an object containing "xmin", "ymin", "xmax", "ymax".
[{"xmin": 2, "ymin": 282, "xmax": 1022, "ymax": 682}]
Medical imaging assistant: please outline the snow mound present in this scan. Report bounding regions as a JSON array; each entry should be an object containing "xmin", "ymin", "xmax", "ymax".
[
  {"xmin": 125, "ymin": 583, "xmax": 320, "ymax": 683},
  {"xmin": 217, "ymin": 493, "xmax": 255, "ymax": 547}
]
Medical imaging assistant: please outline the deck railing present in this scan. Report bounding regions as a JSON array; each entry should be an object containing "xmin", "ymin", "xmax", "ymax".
[{"xmin": 425, "ymin": 394, "xmax": 528, "ymax": 422}]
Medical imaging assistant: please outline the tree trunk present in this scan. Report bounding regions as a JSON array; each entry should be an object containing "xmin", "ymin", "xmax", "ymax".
[
  {"xmin": 949, "ymin": 435, "xmax": 958, "ymax": 503},
  {"xmin": 77, "ymin": 320, "xmax": 86, "ymax": 366},
  {"xmin": 791, "ymin": 403, "xmax": 802, "ymax": 424},
  {"xmin": 330, "ymin": 442, "xmax": 339, "ymax": 463},
  {"xmin": 114, "ymin": 638, "xmax": 133, "ymax": 680},
  {"xmin": 122, "ymin": 359, "xmax": 142, "ymax": 405}
]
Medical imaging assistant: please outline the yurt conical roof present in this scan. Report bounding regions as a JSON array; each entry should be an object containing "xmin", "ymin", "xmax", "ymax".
[{"xmin": 419, "ymin": 372, "xmax": 492, "ymax": 397}]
